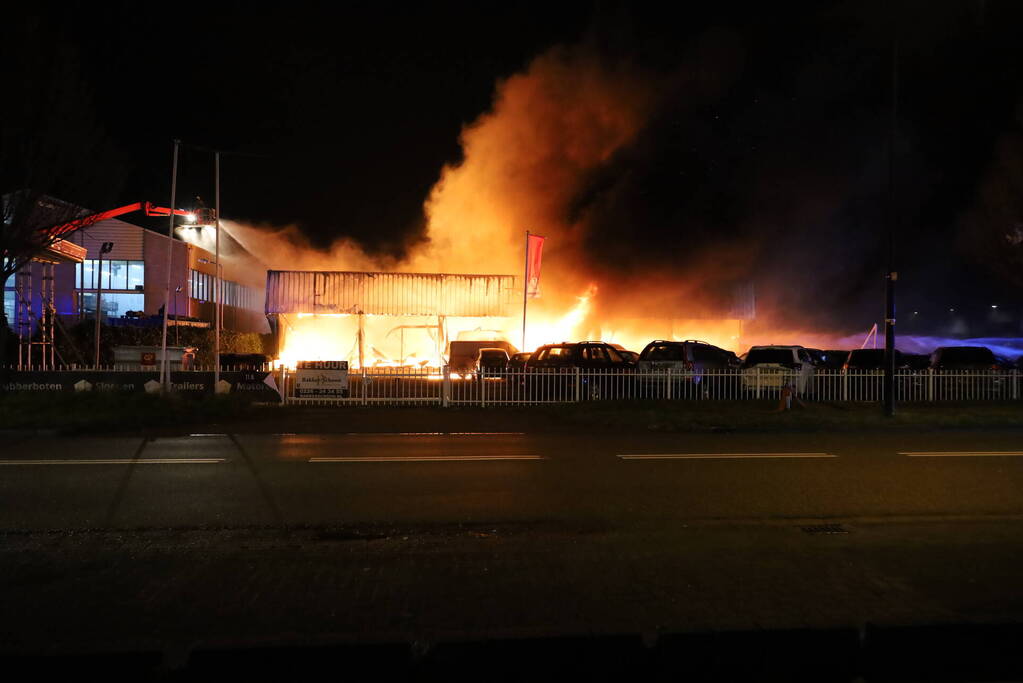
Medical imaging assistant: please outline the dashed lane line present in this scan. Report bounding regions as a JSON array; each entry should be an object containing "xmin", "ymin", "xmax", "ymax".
[
  {"xmin": 617, "ymin": 452, "xmax": 837, "ymax": 460},
  {"xmin": 0, "ymin": 458, "xmax": 226, "ymax": 465},
  {"xmin": 310, "ymin": 454, "xmax": 543, "ymax": 462},
  {"xmin": 900, "ymin": 451, "xmax": 1023, "ymax": 457}
]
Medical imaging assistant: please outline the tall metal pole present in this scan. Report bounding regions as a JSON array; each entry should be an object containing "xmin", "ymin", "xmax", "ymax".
[
  {"xmin": 883, "ymin": 38, "xmax": 898, "ymax": 417},
  {"xmin": 94, "ymin": 248, "xmax": 103, "ymax": 369},
  {"xmin": 214, "ymin": 151, "xmax": 221, "ymax": 386},
  {"xmin": 521, "ymin": 230, "xmax": 529, "ymax": 352},
  {"xmin": 174, "ymin": 288, "xmax": 180, "ymax": 346},
  {"xmin": 160, "ymin": 140, "xmax": 180, "ymax": 390}
]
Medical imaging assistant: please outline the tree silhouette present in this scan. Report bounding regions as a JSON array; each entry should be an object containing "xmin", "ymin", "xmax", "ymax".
[{"xmin": 1, "ymin": 12, "xmax": 124, "ymax": 353}]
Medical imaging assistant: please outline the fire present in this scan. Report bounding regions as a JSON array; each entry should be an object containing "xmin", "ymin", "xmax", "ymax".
[
  {"xmin": 229, "ymin": 46, "xmax": 794, "ymax": 368},
  {"xmin": 525, "ymin": 284, "xmax": 597, "ymax": 350}
]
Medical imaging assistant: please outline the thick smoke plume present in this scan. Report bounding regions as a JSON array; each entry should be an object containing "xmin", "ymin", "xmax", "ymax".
[
  {"xmin": 223, "ymin": 39, "xmax": 868, "ymax": 352},
  {"xmin": 228, "ymin": 44, "xmax": 656, "ymax": 315}
]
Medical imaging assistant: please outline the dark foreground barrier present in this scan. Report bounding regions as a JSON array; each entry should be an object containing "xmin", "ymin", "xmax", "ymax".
[{"xmin": 5, "ymin": 624, "xmax": 1023, "ymax": 681}]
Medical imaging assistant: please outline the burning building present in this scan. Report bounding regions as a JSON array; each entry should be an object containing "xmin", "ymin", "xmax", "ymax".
[{"xmin": 265, "ymin": 270, "xmax": 518, "ymax": 369}]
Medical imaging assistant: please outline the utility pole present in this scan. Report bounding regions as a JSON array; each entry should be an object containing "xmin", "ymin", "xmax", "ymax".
[
  {"xmin": 883, "ymin": 38, "xmax": 898, "ymax": 417},
  {"xmin": 160, "ymin": 140, "xmax": 180, "ymax": 390},
  {"xmin": 214, "ymin": 151, "xmax": 221, "ymax": 388},
  {"xmin": 94, "ymin": 241, "xmax": 114, "ymax": 369}
]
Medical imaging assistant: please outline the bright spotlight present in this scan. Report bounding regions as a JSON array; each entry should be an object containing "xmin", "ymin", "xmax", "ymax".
[{"xmin": 184, "ymin": 213, "xmax": 197, "ymax": 224}]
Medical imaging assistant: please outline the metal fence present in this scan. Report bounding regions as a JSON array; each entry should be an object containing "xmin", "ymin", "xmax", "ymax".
[
  {"xmin": 279, "ymin": 367, "xmax": 1022, "ymax": 406},
  {"xmin": 2, "ymin": 364, "xmax": 274, "ymax": 373}
]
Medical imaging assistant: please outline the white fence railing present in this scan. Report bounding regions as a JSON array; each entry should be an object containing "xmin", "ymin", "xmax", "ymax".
[{"xmin": 278, "ymin": 367, "xmax": 1022, "ymax": 406}]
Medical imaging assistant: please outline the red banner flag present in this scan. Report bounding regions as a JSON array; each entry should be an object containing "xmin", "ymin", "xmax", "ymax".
[{"xmin": 526, "ymin": 233, "xmax": 545, "ymax": 298}]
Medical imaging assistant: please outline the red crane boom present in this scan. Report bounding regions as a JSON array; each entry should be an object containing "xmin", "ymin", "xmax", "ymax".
[{"xmin": 44, "ymin": 201, "xmax": 195, "ymax": 239}]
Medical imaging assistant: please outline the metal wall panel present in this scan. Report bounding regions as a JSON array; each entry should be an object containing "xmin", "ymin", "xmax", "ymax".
[
  {"xmin": 68, "ymin": 218, "xmax": 145, "ymax": 260},
  {"xmin": 265, "ymin": 271, "xmax": 515, "ymax": 317}
]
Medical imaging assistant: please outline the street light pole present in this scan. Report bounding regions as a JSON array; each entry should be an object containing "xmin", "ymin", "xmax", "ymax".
[
  {"xmin": 94, "ymin": 241, "xmax": 113, "ymax": 369},
  {"xmin": 214, "ymin": 151, "xmax": 221, "ymax": 386},
  {"xmin": 160, "ymin": 140, "xmax": 180, "ymax": 390},
  {"xmin": 174, "ymin": 286, "xmax": 182, "ymax": 346},
  {"xmin": 883, "ymin": 38, "xmax": 898, "ymax": 417}
]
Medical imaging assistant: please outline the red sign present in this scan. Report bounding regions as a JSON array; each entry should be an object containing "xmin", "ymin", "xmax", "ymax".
[
  {"xmin": 141, "ymin": 352, "xmax": 157, "ymax": 366},
  {"xmin": 526, "ymin": 233, "xmax": 545, "ymax": 299}
]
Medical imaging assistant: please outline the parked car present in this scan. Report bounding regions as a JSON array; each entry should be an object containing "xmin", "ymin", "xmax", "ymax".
[
  {"xmin": 804, "ymin": 348, "xmax": 827, "ymax": 367},
  {"xmin": 929, "ymin": 346, "xmax": 1000, "ymax": 370},
  {"xmin": 843, "ymin": 348, "xmax": 904, "ymax": 371},
  {"xmin": 741, "ymin": 345, "xmax": 815, "ymax": 393},
  {"xmin": 507, "ymin": 352, "xmax": 533, "ymax": 371},
  {"xmin": 902, "ymin": 353, "xmax": 931, "ymax": 371},
  {"xmin": 527, "ymin": 342, "xmax": 632, "ymax": 370},
  {"xmin": 474, "ymin": 348, "xmax": 510, "ymax": 375},
  {"xmin": 819, "ymin": 350, "xmax": 851, "ymax": 371},
  {"xmin": 618, "ymin": 349, "xmax": 639, "ymax": 365},
  {"xmin": 929, "ymin": 345, "xmax": 1007, "ymax": 398},
  {"xmin": 635, "ymin": 339, "xmax": 741, "ymax": 398},
  {"xmin": 525, "ymin": 342, "xmax": 633, "ymax": 399},
  {"xmin": 448, "ymin": 340, "xmax": 517, "ymax": 376},
  {"xmin": 636, "ymin": 340, "xmax": 740, "ymax": 372}
]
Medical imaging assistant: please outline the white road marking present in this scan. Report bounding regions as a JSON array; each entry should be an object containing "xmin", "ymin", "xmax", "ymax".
[
  {"xmin": 900, "ymin": 451, "xmax": 1023, "ymax": 457},
  {"xmin": 188, "ymin": 433, "xmax": 227, "ymax": 437},
  {"xmin": 0, "ymin": 458, "xmax": 226, "ymax": 465},
  {"xmin": 341, "ymin": 432, "xmax": 526, "ymax": 436},
  {"xmin": 447, "ymin": 432, "xmax": 526, "ymax": 436},
  {"xmin": 617, "ymin": 452, "xmax": 836, "ymax": 460},
  {"xmin": 310, "ymin": 454, "xmax": 543, "ymax": 462}
]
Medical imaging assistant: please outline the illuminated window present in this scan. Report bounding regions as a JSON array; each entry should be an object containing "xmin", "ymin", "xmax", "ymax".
[
  {"xmin": 76, "ymin": 260, "xmax": 144, "ymax": 290},
  {"xmin": 79, "ymin": 292, "xmax": 143, "ymax": 318},
  {"xmin": 128, "ymin": 262, "xmax": 144, "ymax": 290}
]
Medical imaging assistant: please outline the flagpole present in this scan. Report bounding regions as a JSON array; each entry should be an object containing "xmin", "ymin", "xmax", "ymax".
[{"xmin": 521, "ymin": 230, "xmax": 529, "ymax": 352}]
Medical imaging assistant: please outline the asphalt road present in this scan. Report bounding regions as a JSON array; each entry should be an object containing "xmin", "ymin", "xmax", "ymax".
[
  {"xmin": 4, "ymin": 430, "xmax": 1023, "ymax": 680},
  {"xmin": 3, "ymin": 429, "xmax": 1023, "ymax": 529}
]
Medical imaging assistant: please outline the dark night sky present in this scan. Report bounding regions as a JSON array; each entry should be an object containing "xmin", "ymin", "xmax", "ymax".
[{"xmin": 21, "ymin": 1, "xmax": 1023, "ymax": 335}]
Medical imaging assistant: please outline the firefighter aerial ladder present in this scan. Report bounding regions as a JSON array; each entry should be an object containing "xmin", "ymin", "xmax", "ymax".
[{"xmin": 14, "ymin": 201, "xmax": 210, "ymax": 367}]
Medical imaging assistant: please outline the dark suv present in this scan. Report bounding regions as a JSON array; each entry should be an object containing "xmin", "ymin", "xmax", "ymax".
[
  {"xmin": 929, "ymin": 346, "xmax": 1000, "ymax": 370},
  {"xmin": 527, "ymin": 342, "xmax": 632, "ymax": 370},
  {"xmin": 843, "ymin": 348, "xmax": 904, "ymax": 371},
  {"xmin": 525, "ymin": 342, "xmax": 632, "ymax": 400},
  {"xmin": 929, "ymin": 346, "xmax": 1008, "ymax": 399},
  {"xmin": 635, "ymin": 340, "xmax": 740, "ymax": 398},
  {"xmin": 636, "ymin": 340, "xmax": 740, "ymax": 372}
]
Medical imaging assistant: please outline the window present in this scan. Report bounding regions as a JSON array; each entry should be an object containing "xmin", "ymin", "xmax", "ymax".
[
  {"xmin": 109, "ymin": 260, "xmax": 128, "ymax": 290},
  {"xmin": 128, "ymin": 262, "xmax": 144, "ymax": 290},
  {"xmin": 75, "ymin": 260, "xmax": 144, "ymax": 290},
  {"xmin": 190, "ymin": 270, "xmax": 211, "ymax": 301},
  {"xmin": 645, "ymin": 344, "xmax": 685, "ymax": 361},
  {"xmin": 79, "ymin": 292, "xmax": 144, "ymax": 318},
  {"xmin": 604, "ymin": 346, "xmax": 623, "ymax": 363},
  {"xmin": 746, "ymin": 349, "xmax": 796, "ymax": 365},
  {"xmin": 3, "ymin": 290, "xmax": 13, "ymax": 325}
]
